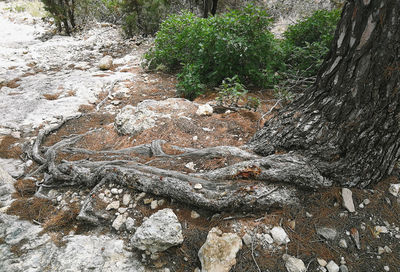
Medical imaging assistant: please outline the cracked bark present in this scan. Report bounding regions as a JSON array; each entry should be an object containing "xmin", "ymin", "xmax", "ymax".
[{"xmin": 250, "ymin": 0, "xmax": 400, "ymax": 187}]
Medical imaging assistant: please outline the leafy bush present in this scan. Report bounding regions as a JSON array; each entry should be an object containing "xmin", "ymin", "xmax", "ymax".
[
  {"xmin": 145, "ymin": 5, "xmax": 281, "ymax": 99},
  {"xmin": 282, "ymin": 9, "xmax": 341, "ymax": 77}
]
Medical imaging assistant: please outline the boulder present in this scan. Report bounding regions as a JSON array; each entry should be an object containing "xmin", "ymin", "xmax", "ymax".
[
  {"xmin": 198, "ymin": 227, "xmax": 242, "ymax": 272},
  {"xmin": 131, "ymin": 208, "xmax": 183, "ymax": 253}
]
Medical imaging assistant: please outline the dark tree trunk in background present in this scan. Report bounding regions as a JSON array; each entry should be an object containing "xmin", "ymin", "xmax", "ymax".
[
  {"xmin": 203, "ymin": 0, "xmax": 218, "ymax": 18},
  {"xmin": 250, "ymin": 0, "xmax": 400, "ymax": 188}
]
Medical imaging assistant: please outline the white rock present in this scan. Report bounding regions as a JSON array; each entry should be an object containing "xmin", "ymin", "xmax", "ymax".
[
  {"xmin": 191, "ymin": 210, "xmax": 200, "ymax": 219},
  {"xmin": 378, "ymin": 246, "xmax": 385, "ymax": 255},
  {"xmin": 375, "ymin": 226, "xmax": 389, "ymax": 234},
  {"xmin": 131, "ymin": 208, "xmax": 183, "ymax": 253},
  {"xmin": 338, "ymin": 239, "xmax": 348, "ymax": 249},
  {"xmin": 185, "ymin": 162, "xmax": 196, "ymax": 171},
  {"xmin": 150, "ymin": 200, "xmax": 158, "ymax": 210},
  {"xmin": 326, "ymin": 261, "xmax": 339, "ymax": 272},
  {"xmin": 198, "ymin": 227, "xmax": 242, "ymax": 272},
  {"xmin": 270, "ymin": 226, "xmax": 290, "ymax": 245},
  {"xmin": 282, "ymin": 254, "xmax": 306, "ymax": 272},
  {"xmin": 384, "ymin": 266, "xmax": 390, "ymax": 271},
  {"xmin": 316, "ymin": 227, "xmax": 337, "ymax": 240},
  {"xmin": 98, "ymin": 55, "xmax": 113, "ymax": 70},
  {"xmin": 196, "ymin": 104, "xmax": 213, "ymax": 116},
  {"xmin": 262, "ymin": 233, "xmax": 274, "ymax": 244},
  {"xmin": 193, "ymin": 136, "xmax": 198, "ymax": 141},
  {"xmin": 384, "ymin": 245, "xmax": 392, "ymax": 253},
  {"xmin": 106, "ymin": 201, "xmax": 120, "ymax": 211},
  {"xmin": 317, "ymin": 258, "xmax": 327, "ymax": 267},
  {"xmin": 125, "ymin": 217, "xmax": 136, "ymax": 232},
  {"xmin": 389, "ymin": 183, "xmax": 400, "ymax": 197},
  {"xmin": 122, "ymin": 194, "xmax": 131, "ymax": 206},
  {"xmin": 194, "ymin": 183, "xmax": 203, "ymax": 190},
  {"xmin": 118, "ymin": 207, "xmax": 127, "ymax": 214},
  {"xmin": 342, "ymin": 188, "xmax": 355, "ymax": 213},
  {"xmin": 112, "ymin": 214, "xmax": 126, "ymax": 231},
  {"xmin": 242, "ymin": 233, "xmax": 252, "ymax": 247},
  {"xmin": 111, "ymin": 188, "xmax": 119, "ymax": 194},
  {"xmin": 363, "ymin": 198, "xmax": 371, "ymax": 205}
]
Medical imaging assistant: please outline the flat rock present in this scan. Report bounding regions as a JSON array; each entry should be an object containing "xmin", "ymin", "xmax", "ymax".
[
  {"xmin": 115, "ymin": 98, "xmax": 198, "ymax": 136},
  {"xmin": 282, "ymin": 254, "xmax": 306, "ymax": 272},
  {"xmin": 106, "ymin": 200, "xmax": 120, "ymax": 211},
  {"xmin": 131, "ymin": 208, "xmax": 183, "ymax": 253},
  {"xmin": 316, "ymin": 227, "xmax": 337, "ymax": 240},
  {"xmin": 342, "ymin": 188, "xmax": 355, "ymax": 212},
  {"xmin": 198, "ymin": 227, "xmax": 242, "ymax": 272}
]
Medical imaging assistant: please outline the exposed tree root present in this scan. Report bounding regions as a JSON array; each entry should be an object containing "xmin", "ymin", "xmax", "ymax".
[{"xmin": 29, "ymin": 118, "xmax": 331, "ymax": 224}]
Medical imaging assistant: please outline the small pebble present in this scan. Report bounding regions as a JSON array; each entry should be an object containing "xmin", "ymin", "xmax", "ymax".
[
  {"xmin": 384, "ymin": 266, "xmax": 390, "ymax": 271},
  {"xmin": 150, "ymin": 200, "xmax": 158, "ymax": 209},
  {"xmin": 194, "ymin": 183, "xmax": 202, "ymax": 190},
  {"xmin": 191, "ymin": 210, "xmax": 200, "ymax": 219}
]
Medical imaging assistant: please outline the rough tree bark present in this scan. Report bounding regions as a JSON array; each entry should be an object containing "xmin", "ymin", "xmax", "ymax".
[
  {"xmin": 250, "ymin": 0, "xmax": 400, "ymax": 188},
  {"xmin": 203, "ymin": 0, "xmax": 218, "ymax": 18},
  {"xmin": 29, "ymin": 0, "xmax": 399, "ymax": 220}
]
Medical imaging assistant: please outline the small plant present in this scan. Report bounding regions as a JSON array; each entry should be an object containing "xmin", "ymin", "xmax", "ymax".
[
  {"xmin": 216, "ymin": 76, "xmax": 260, "ymax": 111},
  {"xmin": 177, "ymin": 64, "xmax": 205, "ymax": 100}
]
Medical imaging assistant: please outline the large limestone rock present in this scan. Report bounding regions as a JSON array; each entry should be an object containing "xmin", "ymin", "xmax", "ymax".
[
  {"xmin": 198, "ymin": 227, "xmax": 242, "ymax": 272},
  {"xmin": 0, "ymin": 166, "xmax": 16, "ymax": 208},
  {"xmin": 115, "ymin": 98, "xmax": 198, "ymax": 135},
  {"xmin": 131, "ymin": 208, "xmax": 183, "ymax": 253},
  {"xmin": 0, "ymin": 213, "xmax": 145, "ymax": 272}
]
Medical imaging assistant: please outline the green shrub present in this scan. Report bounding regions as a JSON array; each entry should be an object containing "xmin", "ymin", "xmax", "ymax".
[
  {"xmin": 145, "ymin": 5, "xmax": 281, "ymax": 99},
  {"xmin": 41, "ymin": 0, "xmax": 77, "ymax": 34},
  {"xmin": 282, "ymin": 9, "xmax": 341, "ymax": 77}
]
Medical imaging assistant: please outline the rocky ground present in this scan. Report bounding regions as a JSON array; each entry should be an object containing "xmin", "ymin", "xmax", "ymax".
[{"xmin": 0, "ymin": 1, "xmax": 399, "ymax": 272}]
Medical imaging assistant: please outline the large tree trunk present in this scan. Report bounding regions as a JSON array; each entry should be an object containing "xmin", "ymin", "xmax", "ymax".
[{"xmin": 250, "ymin": 0, "xmax": 400, "ymax": 187}]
